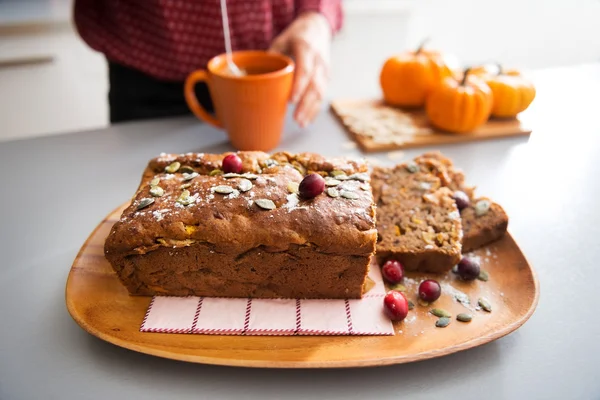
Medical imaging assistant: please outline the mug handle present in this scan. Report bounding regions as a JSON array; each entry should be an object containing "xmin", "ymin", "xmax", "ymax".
[{"xmin": 184, "ymin": 70, "xmax": 223, "ymax": 128}]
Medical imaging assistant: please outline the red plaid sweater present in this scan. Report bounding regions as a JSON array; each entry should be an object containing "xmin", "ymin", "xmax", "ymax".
[{"xmin": 74, "ymin": 0, "xmax": 343, "ymax": 81}]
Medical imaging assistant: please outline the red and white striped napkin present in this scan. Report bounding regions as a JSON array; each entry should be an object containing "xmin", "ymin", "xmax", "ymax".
[{"xmin": 140, "ymin": 261, "xmax": 394, "ymax": 336}]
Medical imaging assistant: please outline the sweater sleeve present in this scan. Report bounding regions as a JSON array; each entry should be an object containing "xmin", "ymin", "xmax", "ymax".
[{"xmin": 295, "ymin": 0, "xmax": 343, "ymax": 34}]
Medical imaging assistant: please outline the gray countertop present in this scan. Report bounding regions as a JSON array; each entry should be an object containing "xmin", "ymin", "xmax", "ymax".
[{"xmin": 1, "ymin": 64, "xmax": 600, "ymax": 400}]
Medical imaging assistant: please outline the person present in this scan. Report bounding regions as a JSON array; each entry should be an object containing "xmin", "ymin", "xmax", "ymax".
[{"xmin": 73, "ymin": 0, "xmax": 342, "ymax": 127}]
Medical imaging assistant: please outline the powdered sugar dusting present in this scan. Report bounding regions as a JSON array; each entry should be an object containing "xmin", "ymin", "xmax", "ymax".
[
  {"xmin": 283, "ymin": 193, "xmax": 300, "ymax": 210},
  {"xmin": 152, "ymin": 209, "xmax": 171, "ymax": 221}
]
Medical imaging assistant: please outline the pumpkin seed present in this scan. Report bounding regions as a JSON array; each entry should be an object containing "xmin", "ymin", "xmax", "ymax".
[
  {"xmin": 336, "ymin": 174, "xmax": 349, "ymax": 181},
  {"xmin": 182, "ymin": 172, "xmax": 199, "ymax": 181},
  {"xmin": 405, "ymin": 162, "xmax": 418, "ymax": 173},
  {"xmin": 408, "ymin": 300, "xmax": 415, "ymax": 310},
  {"xmin": 242, "ymin": 173, "xmax": 258, "ymax": 180},
  {"xmin": 341, "ymin": 190, "xmax": 359, "ymax": 200},
  {"xmin": 149, "ymin": 186, "xmax": 164, "ymax": 197},
  {"xmin": 136, "ymin": 198, "xmax": 154, "ymax": 210},
  {"xmin": 150, "ymin": 177, "xmax": 160, "ymax": 186},
  {"xmin": 430, "ymin": 308, "xmax": 451, "ymax": 318},
  {"xmin": 478, "ymin": 297, "xmax": 492, "ymax": 312},
  {"xmin": 255, "ymin": 199, "xmax": 276, "ymax": 210},
  {"xmin": 263, "ymin": 159, "xmax": 279, "ymax": 168},
  {"xmin": 360, "ymin": 184, "xmax": 370, "ymax": 191},
  {"xmin": 348, "ymin": 173, "xmax": 369, "ymax": 182},
  {"xmin": 435, "ymin": 317, "xmax": 450, "ymax": 328},
  {"xmin": 457, "ymin": 313, "xmax": 473, "ymax": 322},
  {"xmin": 212, "ymin": 185, "xmax": 234, "ymax": 194},
  {"xmin": 477, "ymin": 270, "xmax": 489, "ymax": 281},
  {"xmin": 330, "ymin": 170, "xmax": 346, "ymax": 178},
  {"xmin": 390, "ymin": 284, "xmax": 407, "ymax": 292},
  {"xmin": 325, "ymin": 178, "xmax": 342, "ymax": 187},
  {"xmin": 287, "ymin": 181, "xmax": 299, "ymax": 194},
  {"xmin": 222, "ymin": 173, "xmax": 241, "ymax": 179},
  {"xmin": 165, "ymin": 161, "xmax": 181, "ymax": 173},
  {"xmin": 180, "ymin": 183, "xmax": 192, "ymax": 189},
  {"xmin": 179, "ymin": 166, "xmax": 195, "ymax": 173},
  {"xmin": 475, "ymin": 199, "xmax": 491, "ymax": 216},
  {"xmin": 177, "ymin": 190, "xmax": 196, "ymax": 206},
  {"xmin": 291, "ymin": 161, "xmax": 306, "ymax": 175},
  {"xmin": 209, "ymin": 169, "xmax": 223, "ymax": 176},
  {"xmin": 454, "ymin": 293, "xmax": 470, "ymax": 305},
  {"xmin": 417, "ymin": 299, "xmax": 430, "ymax": 307},
  {"xmin": 326, "ymin": 187, "xmax": 340, "ymax": 198},
  {"xmin": 237, "ymin": 179, "xmax": 253, "ymax": 192}
]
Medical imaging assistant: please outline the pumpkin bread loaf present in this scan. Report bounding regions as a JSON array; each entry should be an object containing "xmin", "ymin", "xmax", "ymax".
[
  {"xmin": 413, "ymin": 152, "xmax": 508, "ymax": 252},
  {"xmin": 371, "ymin": 162, "xmax": 463, "ymax": 273},
  {"xmin": 104, "ymin": 151, "xmax": 377, "ymax": 299}
]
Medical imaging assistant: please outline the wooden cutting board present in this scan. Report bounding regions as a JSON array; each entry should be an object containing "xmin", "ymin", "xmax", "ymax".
[{"xmin": 331, "ymin": 99, "xmax": 531, "ymax": 153}]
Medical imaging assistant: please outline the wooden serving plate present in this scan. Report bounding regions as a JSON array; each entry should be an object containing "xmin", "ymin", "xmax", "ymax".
[
  {"xmin": 331, "ymin": 99, "xmax": 532, "ymax": 153},
  {"xmin": 66, "ymin": 204, "xmax": 539, "ymax": 368}
]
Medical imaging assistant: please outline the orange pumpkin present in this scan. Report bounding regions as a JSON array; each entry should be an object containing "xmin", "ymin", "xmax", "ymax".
[
  {"xmin": 380, "ymin": 40, "xmax": 452, "ymax": 108},
  {"xmin": 425, "ymin": 68, "xmax": 493, "ymax": 133},
  {"xmin": 471, "ymin": 64, "xmax": 536, "ymax": 118}
]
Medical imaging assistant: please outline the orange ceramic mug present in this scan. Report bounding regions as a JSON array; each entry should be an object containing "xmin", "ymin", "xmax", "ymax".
[{"xmin": 184, "ymin": 51, "xmax": 294, "ymax": 151}]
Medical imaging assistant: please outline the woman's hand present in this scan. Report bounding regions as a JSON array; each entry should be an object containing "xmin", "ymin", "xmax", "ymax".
[{"xmin": 269, "ymin": 12, "xmax": 332, "ymax": 127}]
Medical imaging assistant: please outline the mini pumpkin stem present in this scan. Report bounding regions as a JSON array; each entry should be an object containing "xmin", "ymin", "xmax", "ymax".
[
  {"xmin": 460, "ymin": 68, "xmax": 471, "ymax": 86},
  {"xmin": 415, "ymin": 37, "xmax": 430, "ymax": 54},
  {"xmin": 496, "ymin": 63, "xmax": 503, "ymax": 75}
]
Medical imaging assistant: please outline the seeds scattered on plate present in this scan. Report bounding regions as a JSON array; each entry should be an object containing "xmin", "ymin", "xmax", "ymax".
[
  {"xmin": 430, "ymin": 308, "xmax": 451, "ymax": 318},
  {"xmin": 477, "ymin": 270, "xmax": 490, "ymax": 281},
  {"xmin": 136, "ymin": 198, "xmax": 154, "ymax": 210},
  {"xmin": 237, "ymin": 179, "xmax": 253, "ymax": 192},
  {"xmin": 180, "ymin": 166, "xmax": 195, "ymax": 173},
  {"xmin": 478, "ymin": 297, "xmax": 492, "ymax": 312},
  {"xmin": 209, "ymin": 169, "xmax": 223, "ymax": 176},
  {"xmin": 212, "ymin": 185, "xmax": 234, "ymax": 194},
  {"xmin": 150, "ymin": 177, "xmax": 160, "ymax": 186},
  {"xmin": 223, "ymin": 173, "xmax": 241, "ymax": 179},
  {"xmin": 454, "ymin": 293, "xmax": 470, "ymax": 305},
  {"xmin": 149, "ymin": 186, "xmax": 164, "ymax": 197},
  {"xmin": 435, "ymin": 317, "xmax": 450, "ymax": 328},
  {"xmin": 417, "ymin": 299, "xmax": 430, "ymax": 307},
  {"xmin": 457, "ymin": 313, "xmax": 473, "ymax": 322},
  {"xmin": 242, "ymin": 173, "xmax": 258, "ymax": 180},
  {"xmin": 165, "ymin": 161, "xmax": 181, "ymax": 173},
  {"xmin": 255, "ymin": 199, "xmax": 276, "ymax": 210},
  {"xmin": 390, "ymin": 284, "xmax": 407, "ymax": 292}
]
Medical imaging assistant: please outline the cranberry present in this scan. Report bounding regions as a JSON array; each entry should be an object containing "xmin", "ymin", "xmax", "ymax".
[
  {"xmin": 222, "ymin": 154, "xmax": 243, "ymax": 173},
  {"xmin": 418, "ymin": 279, "xmax": 441, "ymax": 302},
  {"xmin": 457, "ymin": 256, "xmax": 481, "ymax": 281},
  {"xmin": 453, "ymin": 190, "xmax": 470, "ymax": 211},
  {"xmin": 382, "ymin": 260, "xmax": 404, "ymax": 284},
  {"xmin": 298, "ymin": 173, "xmax": 325, "ymax": 199},
  {"xmin": 383, "ymin": 291, "xmax": 409, "ymax": 321}
]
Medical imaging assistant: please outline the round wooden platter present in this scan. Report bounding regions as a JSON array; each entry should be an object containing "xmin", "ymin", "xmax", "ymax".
[{"xmin": 66, "ymin": 204, "xmax": 539, "ymax": 369}]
